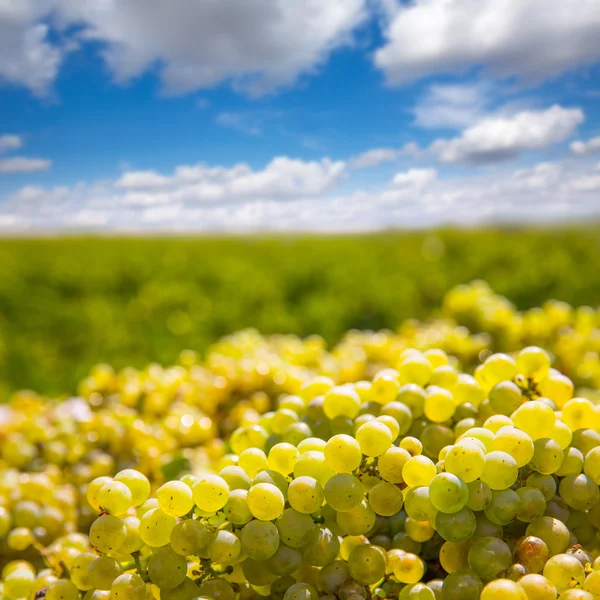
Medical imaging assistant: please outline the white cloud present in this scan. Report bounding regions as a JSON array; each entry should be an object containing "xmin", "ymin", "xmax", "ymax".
[
  {"xmin": 0, "ymin": 156, "xmax": 51, "ymax": 173},
  {"xmin": 391, "ymin": 168, "xmax": 437, "ymax": 188},
  {"xmin": 430, "ymin": 105, "xmax": 584, "ymax": 165},
  {"xmin": 350, "ymin": 148, "xmax": 400, "ymax": 169},
  {"xmin": 0, "ymin": 1, "xmax": 64, "ymax": 95},
  {"xmin": 414, "ymin": 82, "xmax": 493, "ymax": 130},
  {"xmin": 571, "ymin": 136, "xmax": 600, "ymax": 155},
  {"xmin": 375, "ymin": 0, "xmax": 600, "ymax": 86},
  {"xmin": 1, "ymin": 156, "xmax": 599, "ymax": 232},
  {"xmin": 54, "ymin": 0, "xmax": 366, "ymax": 96},
  {"xmin": 116, "ymin": 171, "xmax": 170, "ymax": 190},
  {"xmin": 215, "ymin": 113, "xmax": 262, "ymax": 136},
  {"xmin": 0, "ymin": 135, "xmax": 23, "ymax": 153}
]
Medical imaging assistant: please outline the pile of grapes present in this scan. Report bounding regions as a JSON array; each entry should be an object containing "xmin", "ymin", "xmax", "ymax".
[{"xmin": 2, "ymin": 282, "xmax": 600, "ymax": 600}]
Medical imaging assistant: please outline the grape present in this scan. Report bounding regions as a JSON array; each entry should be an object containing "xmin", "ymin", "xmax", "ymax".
[
  {"xmin": 468, "ymin": 537, "xmax": 513, "ymax": 581},
  {"xmin": 493, "ymin": 427, "xmax": 535, "ymax": 467},
  {"xmin": 526, "ymin": 517, "xmax": 570, "ymax": 556},
  {"xmin": 157, "ymin": 481, "xmax": 194, "ymax": 517},
  {"xmin": 114, "ymin": 470, "xmax": 150, "ymax": 507},
  {"xmin": 356, "ymin": 421, "xmax": 393, "ymax": 456},
  {"xmin": 219, "ymin": 465, "xmax": 251, "ymax": 490},
  {"xmin": 238, "ymin": 448, "xmax": 269, "ymax": 478},
  {"xmin": 110, "ymin": 574, "xmax": 146, "ymax": 600},
  {"xmin": 440, "ymin": 541, "xmax": 472, "ymax": 573},
  {"xmin": 193, "ymin": 475, "xmax": 230, "ymax": 513},
  {"xmin": 466, "ymin": 480, "xmax": 493, "ymax": 511},
  {"xmin": 318, "ymin": 561, "xmax": 350, "ymax": 595},
  {"xmin": 543, "ymin": 554, "xmax": 585, "ymax": 592},
  {"xmin": 324, "ymin": 473, "xmax": 363, "ymax": 512},
  {"xmin": 379, "ymin": 446, "xmax": 412, "ymax": 483},
  {"xmin": 336, "ymin": 500, "xmax": 377, "ymax": 535},
  {"xmin": 287, "ymin": 476, "xmax": 324, "ymax": 514},
  {"xmin": 514, "ymin": 536, "xmax": 550, "ymax": 574},
  {"xmin": 283, "ymin": 583, "xmax": 319, "ymax": 600},
  {"xmin": 442, "ymin": 569, "xmax": 483, "ymax": 600},
  {"xmin": 377, "ymin": 415, "xmax": 401, "ymax": 441},
  {"xmin": 481, "ymin": 451, "xmax": 518, "ymax": 490},
  {"xmin": 519, "ymin": 574, "xmax": 557, "ymax": 600},
  {"xmin": 240, "ymin": 519, "xmax": 279, "ymax": 560},
  {"xmin": 323, "ymin": 386, "xmax": 361, "ymax": 420},
  {"xmin": 512, "ymin": 402, "xmax": 556, "ymax": 441},
  {"xmin": 436, "ymin": 507, "xmax": 476, "ymax": 542},
  {"xmin": 3, "ymin": 568, "xmax": 36, "ymax": 599},
  {"xmin": 405, "ymin": 486, "xmax": 438, "ymax": 521},
  {"xmin": 403, "ymin": 456, "xmax": 437, "ymax": 487},
  {"xmin": 531, "ymin": 439, "xmax": 564, "ymax": 475},
  {"xmin": 197, "ymin": 579, "xmax": 235, "ymax": 600},
  {"xmin": 88, "ymin": 556, "xmax": 122, "ymax": 590},
  {"xmin": 86, "ymin": 476, "xmax": 112, "ymax": 511},
  {"xmin": 484, "ymin": 489, "xmax": 521, "ymax": 525},
  {"xmin": 429, "ymin": 473, "xmax": 469, "ymax": 513},
  {"xmin": 267, "ymin": 544, "xmax": 303, "ymax": 576},
  {"xmin": 517, "ymin": 346, "xmax": 551, "ymax": 380},
  {"xmin": 559, "ymin": 474, "xmax": 600, "ymax": 511},
  {"xmin": 555, "ymin": 448, "xmax": 584, "ymax": 477},
  {"xmin": 445, "ymin": 441, "xmax": 485, "ymax": 482},
  {"xmin": 208, "ymin": 529, "xmax": 242, "ymax": 564},
  {"xmin": 324, "ymin": 434, "xmax": 362, "ymax": 473},
  {"xmin": 301, "ymin": 526, "xmax": 340, "ymax": 566},
  {"xmin": 381, "ymin": 401, "xmax": 413, "ymax": 435},
  {"xmin": 277, "ymin": 508, "xmax": 316, "ymax": 548},
  {"xmin": 269, "ymin": 443, "xmax": 300, "ymax": 475},
  {"xmin": 293, "ymin": 451, "xmax": 336, "ymax": 487},
  {"xmin": 391, "ymin": 551, "xmax": 425, "ymax": 583},
  {"xmin": 170, "ymin": 518, "xmax": 212, "ymax": 555},
  {"xmin": 46, "ymin": 580, "xmax": 80, "ymax": 600},
  {"xmin": 368, "ymin": 482, "xmax": 404, "ymax": 516},
  {"xmin": 139, "ymin": 508, "xmax": 176, "ymax": 547},
  {"xmin": 405, "ymin": 517, "xmax": 436, "ymax": 542},
  {"xmin": 480, "ymin": 579, "xmax": 527, "ymax": 600},
  {"xmin": 424, "ymin": 386, "xmax": 456, "ymax": 423},
  {"xmin": 247, "ymin": 482, "xmax": 285, "ymax": 521},
  {"xmin": 89, "ymin": 515, "xmax": 126, "ymax": 553},
  {"xmin": 253, "ymin": 469, "xmax": 289, "ymax": 497},
  {"xmin": 96, "ymin": 481, "xmax": 133, "ymax": 515},
  {"xmin": 527, "ymin": 473, "xmax": 557, "ymax": 501},
  {"xmin": 223, "ymin": 489, "xmax": 253, "ymax": 525}
]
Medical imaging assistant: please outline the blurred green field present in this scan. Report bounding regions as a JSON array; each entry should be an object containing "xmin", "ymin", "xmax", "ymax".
[{"xmin": 1, "ymin": 226, "xmax": 599, "ymax": 399}]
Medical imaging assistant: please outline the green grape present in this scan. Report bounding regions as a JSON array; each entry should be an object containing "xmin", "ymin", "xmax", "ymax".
[
  {"xmin": 517, "ymin": 574, "xmax": 557, "ymax": 600},
  {"xmin": 484, "ymin": 489, "xmax": 521, "ymax": 525},
  {"xmin": 379, "ymin": 446, "xmax": 412, "ymax": 483},
  {"xmin": 323, "ymin": 386, "xmax": 361, "ymax": 419},
  {"xmin": 583, "ymin": 570, "xmax": 600, "ymax": 599},
  {"xmin": 480, "ymin": 579, "xmax": 527, "ymax": 600},
  {"xmin": 340, "ymin": 535, "xmax": 369, "ymax": 560},
  {"xmin": 512, "ymin": 401, "xmax": 556, "ymax": 441},
  {"xmin": 517, "ymin": 346, "xmax": 551, "ymax": 380},
  {"xmin": 238, "ymin": 448, "xmax": 269, "ymax": 478},
  {"xmin": 550, "ymin": 420, "xmax": 573, "ymax": 450},
  {"xmin": 543, "ymin": 554, "xmax": 585, "ymax": 592},
  {"xmin": 272, "ymin": 576, "xmax": 298, "ymax": 600},
  {"xmin": 240, "ymin": 519, "xmax": 279, "ymax": 560},
  {"xmin": 70, "ymin": 553, "xmax": 97, "ymax": 590},
  {"xmin": 484, "ymin": 415, "xmax": 514, "ymax": 433},
  {"xmin": 557, "ymin": 591, "xmax": 592, "ymax": 600},
  {"xmin": 430, "ymin": 473, "xmax": 469, "ymax": 513},
  {"xmin": 156, "ymin": 577, "xmax": 198, "ymax": 600},
  {"xmin": 87, "ymin": 476, "xmax": 113, "ymax": 510},
  {"xmin": 230, "ymin": 425, "xmax": 268, "ymax": 455},
  {"xmin": 555, "ymin": 448, "xmax": 584, "ymax": 477},
  {"xmin": 207, "ymin": 529, "xmax": 241, "ymax": 565},
  {"xmin": 147, "ymin": 547, "xmax": 187, "ymax": 589},
  {"xmin": 197, "ymin": 578, "xmax": 235, "ymax": 600},
  {"xmin": 268, "ymin": 443, "xmax": 300, "ymax": 476},
  {"xmin": 301, "ymin": 526, "xmax": 340, "ymax": 566},
  {"xmin": 324, "ymin": 434, "xmax": 362, "ymax": 473},
  {"xmin": 466, "ymin": 480, "xmax": 492, "ymax": 511},
  {"xmin": 526, "ymin": 473, "xmax": 557, "ymax": 500},
  {"xmin": 110, "ymin": 574, "xmax": 146, "ymax": 600},
  {"xmin": 288, "ymin": 476, "xmax": 324, "ymax": 514},
  {"xmin": 424, "ymin": 386, "xmax": 456, "ymax": 423},
  {"xmin": 223, "ymin": 489, "xmax": 253, "ymax": 525},
  {"xmin": 391, "ymin": 551, "xmax": 425, "ymax": 584},
  {"xmin": 405, "ymin": 516, "xmax": 434, "ymax": 542},
  {"xmin": 241, "ymin": 557, "xmax": 278, "ymax": 586},
  {"xmin": 405, "ymin": 486, "xmax": 438, "ymax": 521},
  {"xmin": 3, "ymin": 568, "xmax": 36, "ymax": 600},
  {"xmin": 445, "ymin": 441, "xmax": 485, "ymax": 483},
  {"xmin": 398, "ymin": 384, "xmax": 427, "ymax": 417},
  {"xmin": 89, "ymin": 515, "xmax": 126, "ymax": 553},
  {"xmin": 276, "ymin": 508, "xmax": 316, "ymax": 548},
  {"xmin": 252, "ymin": 469, "xmax": 289, "ymax": 498},
  {"xmin": 516, "ymin": 487, "xmax": 547, "ymax": 522},
  {"xmin": 139, "ymin": 508, "xmax": 177, "ymax": 547},
  {"xmin": 393, "ymin": 531, "xmax": 423, "ymax": 554},
  {"xmin": 170, "ymin": 518, "xmax": 212, "ymax": 555},
  {"xmin": 526, "ymin": 517, "xmax": 570, "ymax": 556},
  {"xmin": 489, "ymin": 381, "xmax": 523, "ymax": 416},
  {"xmin": 441, "ymin": 569, "xmax": 482, "ymax": 600},
  {"xmin": 381, "ymin": 401, "xmax": 413, "ymax": 436},
  {"xmin": 114, "ymin": 470, "xmax": 150, "ymax": 507},
  {"xmin": 283, "ymin": 583, "xmax": 319, "ymax": 600},
  {"xmin": 439, "ymin": 540, "xmax": 471, "ymax": 573},
  {"xmin": 95, "ymin": 480, "xmax": 133, "ymax": 516},
  {"xmin": 403, "ymin": 456, "xmax": 437, "ymax": 487},
  {"xmin": 493, "ymin": 427, "xmax": 534, "ymax": 467},
  {"xmin": 293, "ymin": 451, "xmax": 336, "ymax": 487},
  {"xmin": 480, "ymin": 451, "xmax": 518, "ymax": 490},
  {"xmin": 218, "ymin": 465, "xmax": 251, "ymax": 490},
  {"xmin": 157, "ymin": 481, "xmax": 194, "ymax": 517},
  {"xmin": 468, "ymin": 536, "xmax": 513, "ymax": 581},
  {"xmin": 272, "ymin": 409, "xmax": 300, "ymax": 435},
  {"xmin": 435, "ymin": 507, "xmax": 476, "ymax": 542},
  {"xmin": 583, "ymin": 447, "xmax": 600, "ymax": 484},
  {"xmin": 298, "ymin": 437, "xmax": 327, "ymax": 454},
  {"xmin": 421, "ymin": 424, "xmax": 454, "ymax": 460},
  {"xmin": 46, "ymin": 580, "xmax": 80, "ymax": 600},
  {"xmin": 324, "ymin": 473, "xmax": 364, "ymax": 512},
  {"xmin": 88, "ymin": 556, "xmax": 123, "ymax": 591},
  {"xmin": 530, "ymin": 439, "xmax": 564, "ymax": 475},
  {"xmin": 246, "ymin": 482, "xmax": 285, "ymax": 521},
  {"xmin": 119, "ymin": 516, "xmax": 144, "ymax": 555},
  {"xmin": 336, "ymin": 500, "xmax": 377, "ymax": 535},
  {"xmin": 356, "ymin": 420, "xmax": 393, "ymax": 456},
  {"xmin": 559, "ymin": 474, "xmax": 600, "ymax": 511},
  {"xmin": 377, "ymin": 415, "xmax": 401, "ymax": 441},
  {"xmin": 318, "ymin": 561, "xmax": 350, "ymax": 595},
  {"xmin": 192, "ymin": 475, "xmax": 230, "ymax": 513},
  {"xmin": 266, "ymin": 543, "xmax": 303, "ymax": 576},
  {"xmin": 348, "ymin": 544, "xmax": 387, "ymax": 585},
  {"xmin": 401, "ymin": 436, "xmax": 425, "ymax": 456}
]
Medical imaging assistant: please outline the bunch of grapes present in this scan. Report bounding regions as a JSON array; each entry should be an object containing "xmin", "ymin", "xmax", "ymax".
[{"xmin": 1, "ymin": 282, "xmax": 600, "ymax": 600}]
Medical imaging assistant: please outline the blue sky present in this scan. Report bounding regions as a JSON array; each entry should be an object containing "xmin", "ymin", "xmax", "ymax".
[{"xmin": 1, "ymin": 0, "xmax": 600, "ymax": 232}]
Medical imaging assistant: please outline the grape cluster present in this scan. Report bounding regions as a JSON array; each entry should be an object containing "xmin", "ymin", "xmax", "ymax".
[{"xmin": 1, "ymin": 283, "xmax": 600, "ymax": 600}]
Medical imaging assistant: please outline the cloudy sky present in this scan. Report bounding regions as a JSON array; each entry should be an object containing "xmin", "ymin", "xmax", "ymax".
[{"xmin": 1, "ymin": 0, "xmax": 600, "ymax": 232}]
